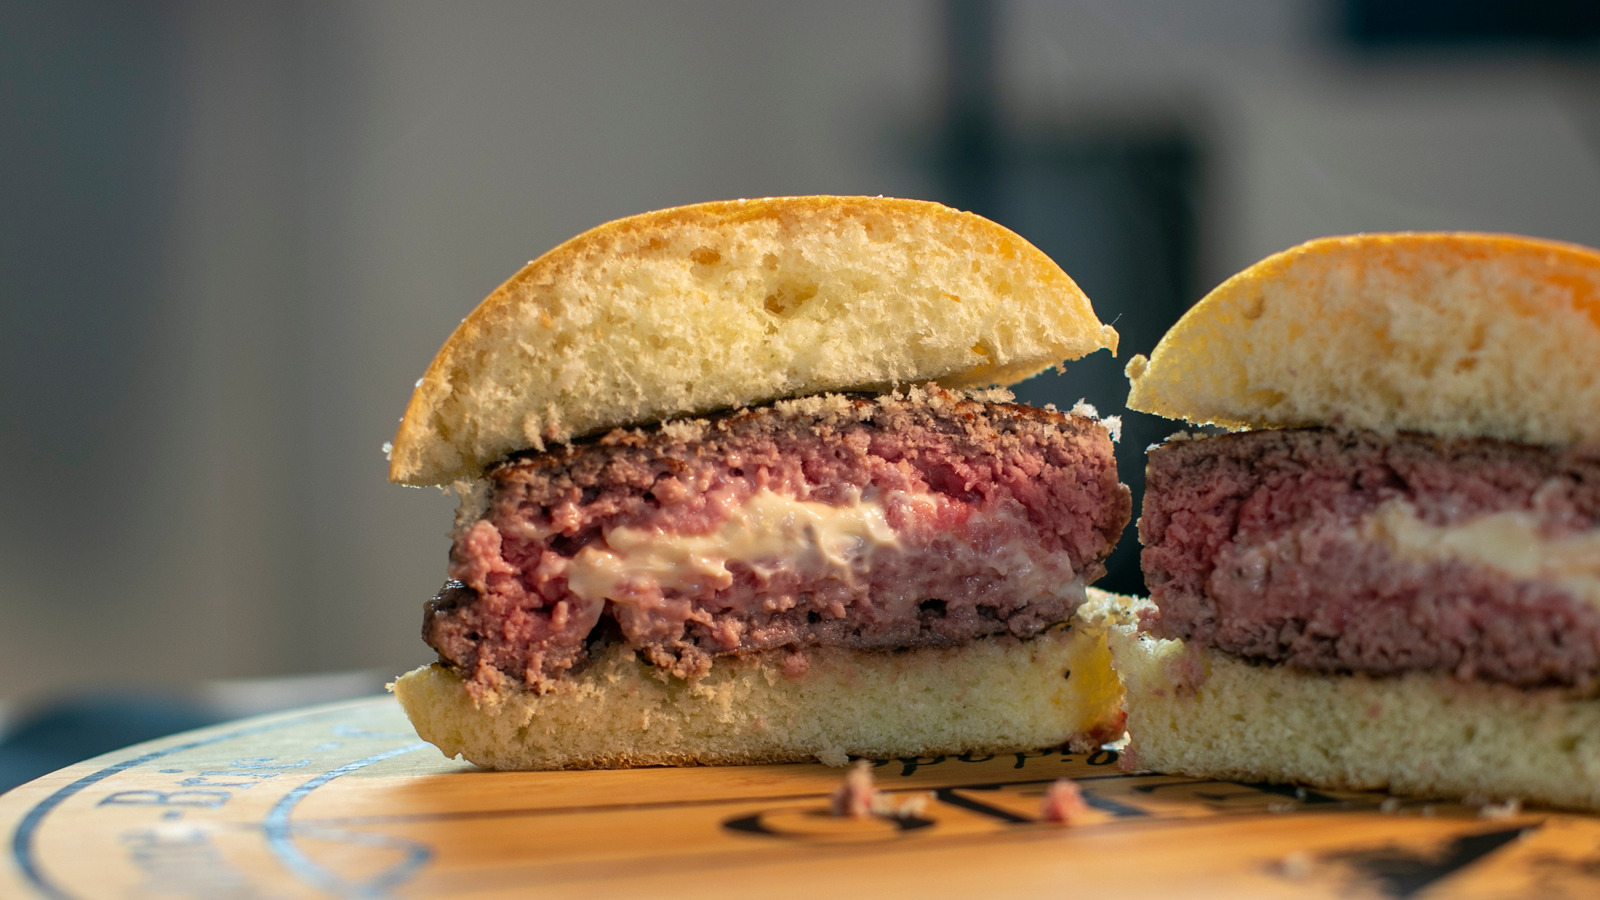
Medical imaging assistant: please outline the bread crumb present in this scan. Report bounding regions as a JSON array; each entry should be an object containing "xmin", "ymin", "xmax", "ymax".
[
  {"xmin": 658, "ymin": 417, "xmax": 711, "ymax": 443},
  {"xmin": 1039, "ymin": 777, "xmax": 1088, "ymax": 824},
  {"xmin": 962, "ymin": 386, "xmax": 1015, "ymax": 405},
  {"xmin": 1101, "ymin": 415, "xmax": 1123, "ymax": 443},
  {"xmin": 894, "ymin": 792, "xmax": 932, "ymax": 819},
  {"xmin": 1153, "ymin": 430, "xmax": 1206, "ymax": 445},
  {"xmin": 815, "ymin": 745, "xmax": 849, "ymax": 768},
  {"xmin": 1278, "ymin": 851, "xmax": 1312, "ymax": 880},
  {"xmin": 1267, "ymin": 800, "xmax": 1297, "ymax": 814},
  {"xmin": 773, "ymin": 391, "xmax": 861, "ymax": 420},
  {"xmin": 1479, "ymin": 798, "xmax": 1522, "ymax": 820},
  {"xmin": 1379, "ymin": 797, "xmax": 1401, "ymax": 814}
]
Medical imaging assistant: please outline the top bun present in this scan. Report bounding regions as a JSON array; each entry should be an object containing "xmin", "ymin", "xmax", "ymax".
[
  {"xmin": 1126, "ymin": 232, "xmax": 1600, "ymax": 448},
  {"xmin": 390, "ymin": 196, "xmax": 1118, "ymax": 485}
]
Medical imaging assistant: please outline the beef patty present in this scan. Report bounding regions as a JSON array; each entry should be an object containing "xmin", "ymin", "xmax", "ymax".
[
  {"xmin": 426, "ymin": 387, "xmax": 1129, "ymax": 694},
  {"xmin": 1142, "ymin": 429, "xmax": 1600, "ymax": 688}
]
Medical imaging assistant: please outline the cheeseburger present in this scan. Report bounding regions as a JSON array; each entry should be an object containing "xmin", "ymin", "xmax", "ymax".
[
  {"xmin": 1109, "ymin": 232, "xmax": 1600, "ymax": 810},
  {"xmin": 387, "ymin": 196, "xmax": 1132, "ymax": 769}
]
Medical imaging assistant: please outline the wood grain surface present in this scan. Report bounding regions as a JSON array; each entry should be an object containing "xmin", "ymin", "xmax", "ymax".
[{"xmin": 2, "ymin": 695, "xmax": 1596, "ymax": 899}]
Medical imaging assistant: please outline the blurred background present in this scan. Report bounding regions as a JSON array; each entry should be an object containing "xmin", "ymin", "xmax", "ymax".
[{"xmin": 4, "ymin": 0, "xmax": 1600, "ymax": 788}]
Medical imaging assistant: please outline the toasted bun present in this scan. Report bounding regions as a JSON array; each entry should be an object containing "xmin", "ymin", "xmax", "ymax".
[
  {"xmin": 390, "ymin": 196, "xmax": 1117, "ymax": 486},
  {"xmin": 1106, "ymin": 627, "xmax": 1600, "ymax": 811},
  {"xmin": 1125, "ymin": 232, "xmax": 1600, "ymax": 447},
  {"xmin": 391, "ymin": 601, "xmax": 1129, "ymax": 770}
]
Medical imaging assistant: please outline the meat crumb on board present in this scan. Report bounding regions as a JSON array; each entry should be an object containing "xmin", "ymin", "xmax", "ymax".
[
  {"xmin": 828, "ymin": 761, "xmax": 933, "ymax": 819},
  {"xmin": 830, "ymin": 762, "xmax": 879, "ymax": 818},
  {"xmin": 1039, "ymin": 778, "xmax": 1089, "ymax": 824}
]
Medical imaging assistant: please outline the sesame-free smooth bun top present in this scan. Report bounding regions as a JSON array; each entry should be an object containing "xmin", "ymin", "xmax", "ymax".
[
  {"xmin": 1125, "ymin": 232, "xmax": 1600, "ymax": 447},
  {"xmin": 390, "ymin": 196, "xmax": 1118, "ymax": 486}
]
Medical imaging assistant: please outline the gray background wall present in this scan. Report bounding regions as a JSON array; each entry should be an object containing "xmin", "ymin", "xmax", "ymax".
[{"xmin": 4, "ymin": 0, "xmax": 1600, "ymax": 706}]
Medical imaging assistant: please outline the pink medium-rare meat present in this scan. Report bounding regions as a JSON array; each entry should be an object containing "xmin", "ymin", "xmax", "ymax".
[
  {"xmin": 425, "ymin": 387, "xmax": 1130, "ymax": 694},
  {"xmin": 1141, "ymin": 429, "xmax": 1600, "ymax": 688}
]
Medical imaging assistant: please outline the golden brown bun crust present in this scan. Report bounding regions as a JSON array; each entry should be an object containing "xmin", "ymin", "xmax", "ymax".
[
  {"xmin": 390, "ymin": 196, "xmax": 1117, "ymax": 486},
  {"xmin": 1126, "ymin": 232, "xmax": 1600, "ymax": 447},
  {"xmin": 1107, "ymin": 627, "xmax": 1600, "ymax": 812},
  {"xmin": 391, "ymin": 597, "xmax": 1131, "ymax": 771}
]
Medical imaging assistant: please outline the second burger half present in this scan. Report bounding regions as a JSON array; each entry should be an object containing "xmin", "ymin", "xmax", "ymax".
[{"xmin": 1114, "ymin": 232, "xmax": 1600, "ymax": 810}]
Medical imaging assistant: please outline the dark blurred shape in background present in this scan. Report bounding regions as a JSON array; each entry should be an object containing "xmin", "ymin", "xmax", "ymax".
[
  {"xmin": 1342, "ymin": 0, "xmax": 1600, "ymax": 47},
  {"xmin": 4, "ymin": 0, "xmax": 1600, "ymax": 784},
  {"xmin": 932, "ymin": 0, "xmax": 1199, "ymax": 595}
]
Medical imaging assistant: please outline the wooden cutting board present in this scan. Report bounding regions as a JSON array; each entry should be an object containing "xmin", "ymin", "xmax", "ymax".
[{"xmin": 3, "ymin": 695, "xmax": 1597, "ymax": 899}]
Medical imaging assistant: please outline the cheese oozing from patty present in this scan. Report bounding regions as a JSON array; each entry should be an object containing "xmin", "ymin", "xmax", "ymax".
[
  {"xmin": 564, "ymin": 488, "xmax": 900, "ymax": 603},
  {"xmin": 1360, "ymin": 499, "xmax": 1600, "ymax": 604}
]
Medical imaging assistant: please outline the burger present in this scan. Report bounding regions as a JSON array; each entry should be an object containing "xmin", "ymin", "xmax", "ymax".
[
  {"xmin": 1109, "ymin": 232, "xmax": 1600, "ymax": 809},
  {"xmin": 386, "ymin": 196, "xmax": 1133, "ymax": 769}
]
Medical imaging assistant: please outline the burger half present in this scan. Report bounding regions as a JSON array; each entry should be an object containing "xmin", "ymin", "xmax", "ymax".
[
  {"xmin": 387, "ymin": 196, "xmax": 1133, "ymax": 769},
  {"xmin": 1111, "ymin": 232, "xmax": 1600, "ymax": 810}
]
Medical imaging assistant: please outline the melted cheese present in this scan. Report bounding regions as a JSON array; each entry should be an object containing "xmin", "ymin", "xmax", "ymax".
[
  {"xmin": 564, "ymin": 489, "xmax": 900, "ymax": 603},
  {"xmin": 1361, "ymin": 500, "xmax": 1600, "ymax": 604}
]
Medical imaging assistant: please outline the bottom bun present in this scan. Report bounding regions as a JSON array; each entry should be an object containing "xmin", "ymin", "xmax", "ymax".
[
  {"xmin": 1106, "ymin": 627, "xmax": 1600, "ymax": 811},
  {"xmin": 392, "ymin": 610, "xmax": 1127, "ymax": 770}
]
